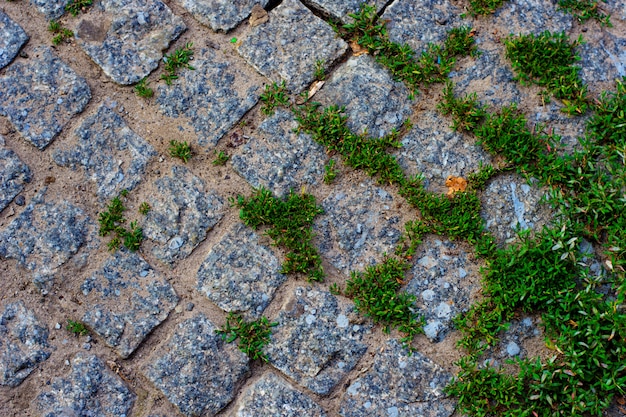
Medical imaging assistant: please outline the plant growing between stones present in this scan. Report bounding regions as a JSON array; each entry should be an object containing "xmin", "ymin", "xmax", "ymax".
[
  {"xmin": 260, "ymin": 81, "xmax": 289, "ymax": 115},
  {"xmin": 212, "ymin": 150, "xmax": 229, "ymax": 166},
  {"xmin": 161, "ymin": 42, "xmax": 195, "ymax": 85},
  {"xmin": 65, "ymin": 0, "xmax": 92, "ymax": 16},
  {"xmin": 557, "ymin": 0, "xmax": 612, "ymax": 25},
  {"xmin": 314, "ymin": 59, "xmax": 326, "ymax": 81},
  {"xmin": 134, "ymin": 77, "xmax": 154, "ymax": 98},
  {"xmin": 323, "ymin": 159, "xmax": 337, "ymax": 184},
  {"xmin": 216, "ymin": 313, "xmax": 277, "ymax": 362},
  {"xmin": 138, "ymin": 202, "xmax": 150, "ymax": 215},
  {"xmin": 169, "ymin": 140, "xmax": 192, "ymax": 163},
  {"xmin": 464, "ymin": 0, "xmax": 508, "ymax": 16},
  {"xmin": 66, "ymin": 320, "xmax": 89, "ymax": 336},
  {"xmin": 98, "ymin": 190, "xmax": 144, "ymax": 252},
  {"xmin": 48, "ymin": 20, "xmax": 73, "ymax": 45}
]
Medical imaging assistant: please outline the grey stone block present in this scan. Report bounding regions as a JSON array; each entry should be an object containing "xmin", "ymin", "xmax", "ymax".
[
  {"xmin": 80, "ymin": 250, "xmax": 179, "ymax": 358},
  {"xmin": 339, "ymin": 339, "xmax": 455, "ymax": 417},
  {"xmin": 144, "ymin": 314, "xmax": 249, "ymax": 417},
  {"xmin": 143, "ymin": 165, "xmax": 225, "ymax": 264},
  {"xmin": 492, "ymin": 0, "xmax": 572, "ymax": 36},
  {"xmin": 237, "ymin": 0, "xmax": 348, "ymax": 93},
  {"xmin": 75, "ymin": 0, "xmax": 186, "ymax": 85},
  {"xmin": 265, "ymin": 287, "xmax": 369, "ymax": 395},
  {"xmin": 29, "ymin": 0, "xmax": 69, "ymax": 19},
  {"xmin": 0, "ymin": 10, "xmax": 28, "ymax": 70},
  {"xmin": 54, "ymin": 103, "xmax": 156, "ymax": 199},
  {"xmin": 179, "ymin": 0, "xmax": 270, "ymax": 32},
  {"xmin": 579, "ymin": 32, "xmax": 626, "ymax": 89},
  {"xmin": 0, "ymin": 135, "xmax": 31, "ymax": 213},
  {"xmin": 0, "ymin": 46, "xmax": 91, "ymax": 150},
  {"xmin": 302, "ymin": 0, "xmax": 386, "ymax": 23},
  {"xmin": 231, "ymin": 109, "xmax": 328, "ymax": 197},
  {"xmin": 0, "ymin": 301, "xmax": 50, "ymax": 387},
  {"xmin": 37, "ymin": 353, "xmax": 136, "ymax": 417},
  {"xmin": 197, "ymin": 223, "xmax": 286, "ymax": 318}
]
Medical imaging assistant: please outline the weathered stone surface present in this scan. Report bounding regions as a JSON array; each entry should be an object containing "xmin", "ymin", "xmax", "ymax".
[
  {"xmin": 157, "ymin": 47, "xmax": 263, "ymax": 148},
  {"xmin": 396, "ymin": 111, "xmax": 491, "ymax": 191},
  {"xmin": 0, "ymin": 301, "xmax": 50, "ymax": 387},
  {"xmin": 197, "ymin": 223, "xmax": 286, "ymax": 318},
  {"xmin": 143, "ymin": 165, "xmax": 225, "ymax": 264},
  {"xmin": 237, "ymin": 0, "xmax": 348, "ymax": 93},
  {"xmin": 80, "ymin": 250, "xmax": 179, "ymax": 358},
  {"xmin": 529, "ymin": 102, "xmax": 588, "ymax": 154},
  {"xmin": 579, "ymin": 31, "xmax": 626, "ymax": 91},
  {"xmin": 265, "ymin": 287, "xmax": 369, "ymax": 395},
  {"xmin": 180, "ymin": 0, "xmax": 270, "ymax": 32},
  {"xmin": 0, "ymin": 46, "xmax": 91, "ymax": 150},
  {"xmin": 231, "ymin": 109, "xmax": 327, "ymax": 197},
  {"xmin": 37, "ymin": 353, "xmax": 136, "ymax": 417},
  {"xmin": 0, "ymin": 11, "xmax": 28, "ymax": 70},
  {"xmin": 316, "ymin": 55, "xmax": 413, "ymax": 137},
  {"xmin": 0, "ymin": 189, "xmax": 90, "ymax": 293},
  {"xmin": 54, "ymin": 103, "xmax": 156, "ymax": 199},
  {"xmin": 0, "ymin": 136, "xmax": 31, "ymax": 213},
  {"xmin": 144, "ymin": 314, "xmax": 249, "ymax": 417},
  {"xmin": 29, "ymin": 0, "xmax": 69, "ymax": 19},
  {"xmin": 315, "ymin": 179, "xmax": 402, "ymax": 274},
  {"xmin": 491, "ymin": 0, "xmax": 572, "ymax": 35},
  {"xmin": 75, "ymin": 0, "xmax": 186, "ymax": 85},
  {"xmin": 233, "ymin": 371, "xmax": 327, "ymax": 417},
  {"xmin": 339, "ymin": 339, "xmax": 455, "ymax": 417},
  {"xmin": 302, "ymin": 0, "xmax": 386, "ymax": 23}
]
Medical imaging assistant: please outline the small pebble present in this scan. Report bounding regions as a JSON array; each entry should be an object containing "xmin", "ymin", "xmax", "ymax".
[
  {"xmin": 186, "ymin": 302, "xmax": 194, "ymax": 311},
  {"xmin": 506, "ymin": 341, "xmax": 521, "ymax": 356},
  {"xmin": 15, "ymin": 195, "xmax": 25, "ymax": 206}
]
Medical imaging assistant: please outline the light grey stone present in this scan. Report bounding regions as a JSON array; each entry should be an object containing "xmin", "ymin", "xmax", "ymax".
[
  {"xmin": 0, "ymin": 136, "xmax": 31, "ymax": 213},
  {"xmin": 0, "ymin": 10, "xmax": 29, "ymax": 70},
  {"xmin": 301, "ymin": 0, "xmax": 386, "ymax": 23},
  {"xmin": 492, "ymin": 0, "xmax": 572, "ymax": 36},
  {"xmin": 180, "ymin": 0, "xmax": 270, "ymax": 32},
  {"xmin": 29, "ymin": 0, "xmax": 69, "ymax": 19}
]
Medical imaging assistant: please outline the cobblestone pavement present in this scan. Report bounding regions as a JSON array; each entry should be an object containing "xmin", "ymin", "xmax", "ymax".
[{"xmin": 1, "ymin": 1, "xmax": 625, "ymax": 416}]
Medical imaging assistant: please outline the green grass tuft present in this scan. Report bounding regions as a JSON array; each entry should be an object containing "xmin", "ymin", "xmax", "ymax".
[
  {"xmin": 161, "ymin": 42, "xmax": 195, "ymax": 85},
  {"xmin": 217, "ymin": 313, "xmax": 277, "ymax": 362}
]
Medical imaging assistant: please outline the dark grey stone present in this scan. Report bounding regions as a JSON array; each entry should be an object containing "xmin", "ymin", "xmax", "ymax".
[
  {"xmin": 144, "ymin": 314, "xmax": 249, "ymax": 417},
  {"xmin": 265, "ymin": 287, "xmax": 370, "ymax": 395},
  {"xmin": 339, "ymin": 339, "xmax": 455, "ymax": 417},
  {"xmin": 0, "ymin": 46, "xmax": 91, "ymax": 150},
  {"xmin": 143, "ymin": 165, "xmax": 225, "ymax": 264},
  {"xmin": 157, "ymin": 47, "xmax": 263, "ymax": 148},
  {"xmin": 197, "ymin": 223, "xmax": 286, "ymax": 318},
  {"xmin": 37, "ymin": 353, "xmax": 136, "ymax": 417},
  {"xmin": 0, "ymin": 301, "xmax": 50, "ymax": 387},
  {"xmin": 233, "ymin": 371, "xmax": 327, "ymax": 417},
  {"xmin": 302, "ymin": 0, "xmax": 386, "ymax": 23},
  {"xmin": 316, "ymin": 55, "xmax": 413, "ymax": 138},
  {"xmin": 0, "ymin": 135, "xmax": 31, "ymax": 212},
  {"xmin": 75, "ymin": 0, "xmax": 186, "ymax": 85},
  {"xmin": 29, "ymin": 0, "xmax": 69, "ymax": 20},
  {"xmin": 237, "ymin": 0, "xmax": 348, "ymax": 93},
  {"xmin": 80, "ymin": 250, "xmax": 179, "ymax": 358},
  {"xmin": 54, "ymin": 103, "xmax": 155, "ymax": 199},
  {"xmin": 0, "ymin": 11, "xmax": 29, "ymax": 70},
  {"xmin": 231, "ymin": 109, "xmax": 328, "ymax": 197},
  {"xmin": 180, "ymin": 0, "xmax": 270, "ymax": 32},
  {"xmin": 491, "ymin": 0, "xmax": 572, "ymax": 36}
]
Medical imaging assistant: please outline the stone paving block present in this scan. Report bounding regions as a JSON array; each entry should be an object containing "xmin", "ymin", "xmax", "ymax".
[
  {"xmin": 237, "ymin": 0, "xmax": 348, "ymax": 93},
  {"xmin": 396, "ymin": 111, "xmax": 491, "ymax": 191},
  {"xmin": 481, "ymin": 173, "xmax": 552, "ymax": 245},
  {"xmin": 37, "ymin": 353, "xmax": 136, "ymax": 417},
  {"xmin": 265, "ymin": 287, "xmax": 370, "ymax": 396},
  {"xmin": 0, "ymin": 46, "xmax": 91, "ymax": 150},
  {"xmin": 0, "ymin": 189, "xmax": 90, "ymax": 293},
  {"xmin": 302, "ymin": 0, "xmax": 386, "ymax": 23},
  {"xmin": 231, "ymin": 109, "xmax": 328, "ymax": 197},
  {"xmin": 579, "ymin": 31, "xmax": 626, "ymax": 90},
  {"xmin": 404, "ymin": 237, "xmax": 480, "ymax": 342},
  {"xmin": 143, "ymin": 165, "xmax": 225, "ymax": 264},
  {"xmin": 157, "ymin": 47, "xmax": 263, "ymax": 148},
  {"xmin": 54, "ymin": 103, "xmax": 156, "ymax": 199},
  {"xmin": 0, "ymin": 11, "xmax": 28, "ymax": 70},
  {"xmin": 29, "ymin": 0, "xmax": 69, "ymax": 20},
  {"xmin": 315, "ymin": 179, "xmax": 402, "ymax": 274},
  {"xmin": 316, "ymin": 55, "xmax": 413, "ymax": 138},
  {"xmin": 197, "ymin": 223, "xmax": 286, "ymax": 318},
  {"xmin": 0, "ymin": 301, "xmax": 51, "ymax": 387},
  {"xmin": 144, "ymin": 314, "xmax": 249, "ymax": 417},
  {"xmin": 492, "ymin": 0, "xmax": 572, "ymax": 36},
  {"xmin": 180, "ymin": 0, "xmax": 270, "ymax": 32},
  {"xmin": 75, "ymin": 0, "xmax": 185, "ymax": 85},
  {"xmin": 233, "ymin": 371, "xmax": 327, "ymax": 417},
  {"xmin": 339, "ymin": 339, "xmax": 455, "ymax": 417},
  {"xmin": 0, "ymin": 135, "xmax": 31, "ymax": 213},
  {"xmin": 80, "ymin": 250, "xmax": 179, "ymax": 358}
]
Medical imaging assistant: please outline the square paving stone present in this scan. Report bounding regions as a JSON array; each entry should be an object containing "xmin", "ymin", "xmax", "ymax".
[
  {"xmin": 0, "ymin": 10, "xmax": 29, "ymax": 70},
  {"xmin": 0, "ymin": 301, "xmax": 51, "ymax": 387},
  {"xmin": 579, "ymin": 31, "xmax": 626, "ymax": 91},
  {"xmin": 157, "ymin": 47, "xmax": 263, "ymax": 148},
  {"xmin": 179, "ymin": 0, "xmax": 270, "ymax": 32},
  {"xmin": 264, "ymin": 287, "xmax": 370, "ymax": 395},
  {"xmin": 0, "ymin": 46, "xmax": 91, "ymax": 150},
  {"xmin": 80, "ymin": 250, "xmax": 179, "ymax": 358},
  {"xmin": 314, "ymin": 179, "xmax": 402, "ymax": 274},
  {"xmin": 54, "ymin": 103, "xmax": 156, "ymax": 199},
  {"xmin": 0, "ymin": 135, "xmax": 31, "ymax": 213},
  {"xmin": 0, "ymin": 189, "xmax": 91, "ymax": 293},
  {"xmin": 233, "ymin": 371, "xmax": 327, "ymax": 417},
  {"xmin": 231, "ymin": 109, "xmax": 328, "ymax": 197},
  {"xmin": 144, "ymin": 314, "xmax": 249, "ymax": 417},
  {"xmin": 37, "ymin": 353, "xmax": 136, "ymax": 417},
  {"xmin": 237, "ymin": 0, "xmax": 348, "ymax": 93},
  {"xmin": 301, "ymin": 0, "xmax": 386, "ymax": 23},
  {"xmin": 75, "ymin": 0, "xmax": 186, "ymax": 85},
  {"xmin": 339, "ymin": 339, "xmax": 455, "ymax": 417},
  {"xmin": 492, "ymin": 0, "xmax": 572, "ymax": 36},
  {"xmin": 197, "ymin": 223, "xmax": 286, "ymax": 319},
  {"xmin": 29, "ymin": 0, "xmax": 69, "ymax": 20},
  {"xmin": 315, "ymin": 54, "xmax": 413, "ymax": 138},
  {"xmin": 143, "ymin": 165, "xmax": 225, "ymax": 265}
]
